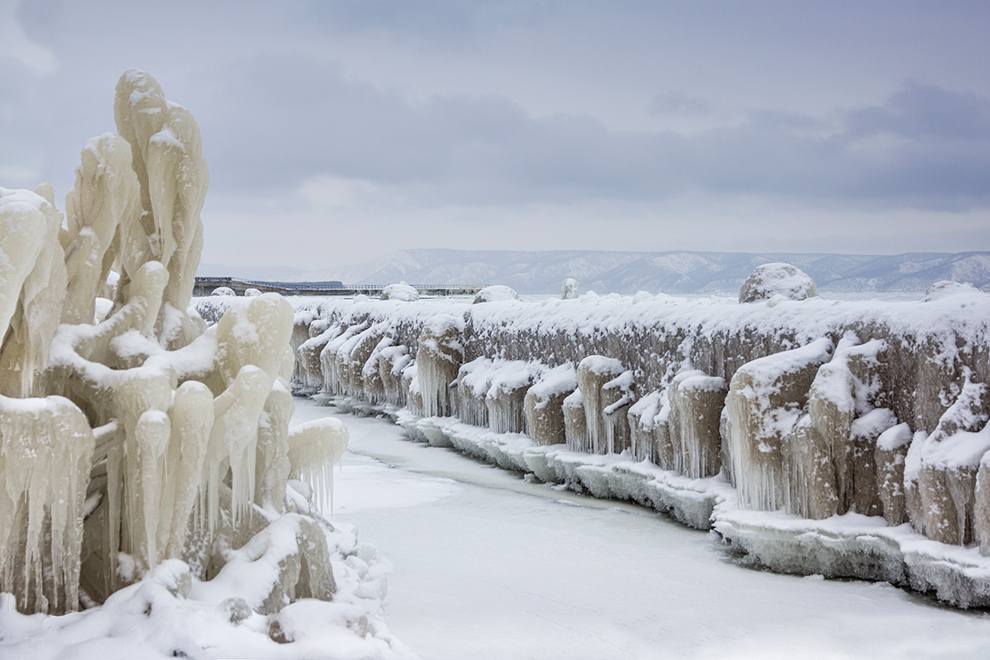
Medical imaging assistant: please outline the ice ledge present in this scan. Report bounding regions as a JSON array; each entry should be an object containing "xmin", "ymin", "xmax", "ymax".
[{"xmin": 324, "ymin": 398, "xmax": 990, "ymax": 609}]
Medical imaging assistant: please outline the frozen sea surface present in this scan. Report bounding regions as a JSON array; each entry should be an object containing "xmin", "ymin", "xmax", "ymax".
[{"xmin": 293, "ymin": 399, "xmax": 990, "ymax": 660}]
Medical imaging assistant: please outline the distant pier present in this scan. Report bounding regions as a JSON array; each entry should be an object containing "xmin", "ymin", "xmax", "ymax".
[{"xmin": 193, "ymin": 277, "xmax": 485, "ymax": 298}]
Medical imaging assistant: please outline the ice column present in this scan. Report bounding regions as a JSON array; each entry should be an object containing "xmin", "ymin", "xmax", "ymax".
[
  {"xmin": 415, "ymin": 314, "xmax": 464, "ymax": 417},
  {"xmin": 725, "ymin": 338, "xmax": 832, "ymax": 511}
]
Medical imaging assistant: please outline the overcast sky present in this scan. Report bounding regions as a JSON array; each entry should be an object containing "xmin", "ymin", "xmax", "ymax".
[{"xmin": 2, "ymin": 1, "xmax": 989, "ymax": 270}]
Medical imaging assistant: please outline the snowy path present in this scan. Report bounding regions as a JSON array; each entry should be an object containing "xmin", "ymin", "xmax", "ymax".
[{"xmin": 292, "ymin": 399, "xmax": 990, "ymax": 660}]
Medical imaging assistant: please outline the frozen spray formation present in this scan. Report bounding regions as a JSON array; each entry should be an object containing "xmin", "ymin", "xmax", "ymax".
[
  {"xmin": 0, "ymin": 71, "xmax": 348, "ymax": 618},
  {"xmin": 286, "ymin": 274, "xmax": 990, "ymax": 607}
]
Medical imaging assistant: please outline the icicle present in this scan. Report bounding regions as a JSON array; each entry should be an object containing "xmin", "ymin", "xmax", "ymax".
[{"xmin": 287, "ymin": 417, "xmax": 349, "ymax": 514}]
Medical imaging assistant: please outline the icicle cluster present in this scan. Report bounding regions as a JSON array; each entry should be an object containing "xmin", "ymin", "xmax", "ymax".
[{"xmin": 0, "ymin": 70, "xmax": 345, "ymax": 615}]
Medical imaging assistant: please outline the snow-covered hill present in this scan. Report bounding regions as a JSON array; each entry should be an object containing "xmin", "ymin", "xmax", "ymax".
[{"xmin": 289, "ymin": 249, "xmax": 990, "ymax": 294}]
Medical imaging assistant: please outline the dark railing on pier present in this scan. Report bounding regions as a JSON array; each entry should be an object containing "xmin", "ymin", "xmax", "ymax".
[{"xmin": 193, "ymin": 277, "xmax": 485, "ymax": 298}]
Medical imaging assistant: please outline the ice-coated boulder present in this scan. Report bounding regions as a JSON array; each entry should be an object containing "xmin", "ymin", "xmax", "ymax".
[
  {"xmin": 457, "ymin": 357, "xmax": 494, "ymax": 427},
  {"xmin": 668, "ymin": 371, "xmax": 727, "ymax": 479},
  {"xmin": 212, "ymin": 286, "xmax": 235, "ymax": 296},
  {"xmin": 915, "ymin": 374, "xmax": 990, "ymax": 545},
  {"xmin": 875, "ymin": 422, "xmax": 913, "ymax": 526},
  {"xmin": 738, "ymin": 262, "xmax": 817, "ymax": 303},
  {"xmin": 486, "ymin": 361, "xmax": 540, "ymax": 434},
  {"xmin": 561, "ymin": 278, "xmax": 579, "ymax": 300},
  {"xmin": 525, "ymin": 364, "xmax": 578, "ymax": 446},
  {"xmin": 415, "ymin": 314, "xmax": 464, "ymax": 416},
  {"xmin": 377, "ymin": 344, "xmax": 411, "ymax": 406},
  {"xmin": 381, "ymin": 281, "xmax": 419, "ymax": 302},
  {"xmin": 725, "ymin": 338, "xmax": 833, "ymax": 511},
  {"xmin": 577, "ymin": 356, "xmax": 626, "ymax": 455},
  {"xmin": 601, "ymin": 370, "xmax": 635, "ymax": 454},
  {"xmin": 562, "ymin": 389, "xmax": 589, "ymax": 453},
  {"xmin": 628, "ymin": 391, "xmax": 663, "ymax": 463},
  {"xmin": 922, "ymin": 280, "xmax": 982, "ymax": 302},
  {"xmin": 473, "ymin": 284, "xmax": 520, "ymax": 304}
]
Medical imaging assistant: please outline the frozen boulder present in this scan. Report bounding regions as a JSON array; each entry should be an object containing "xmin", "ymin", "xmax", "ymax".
[
  {"xmin": 212, "ymin": 286, "xmax": 235, "ymax": 297},
  {"xmin": 457, "ymin": 358, "xmax": 494, "ymax": 427},
  {"xmin": 875, "ymin": 423, "xmax": 914, "ymax": 526},
  {"xmin": 561, "ymin": 278, "xmax": 579, "ymax": 300},
  {"xmin": 922, "ymin": 280, "xmax": 982, "ymax": 302},
  {"xmin": 562, "ymin": 389, "xmax": 589, "ymax": 453},
  {"xmin": 381, "ymin": 281, "xmax": 419, "ymax": 302},
  {"xmin": 486, "ymin": 361, "xmax": 539, "ymax": 434},
  {"xmin": 244, "ymin": 288, "xmax": 262, "ymax": 297},
  {"xmin": 577, "ymin": 356, "xmax": 626, "ymax": 455},
  {"xmin": 628, "ymin": 391, "xmax": 663, "ymax": 463},
  {"xmin": 725, "ymin": 338, "xmax": 833, "ymax": 511},
  {"xmin": 738, "ymin": 263, "xmax": 817, "ymax": 303},
  {"xmin": 668, "ymin": 371, "xmax": 727, "ymax": 479},
  {"xmin": 601, "ymin": 370, "xmax": 635, "ymax": 454},
  {"xmin": 525, "ymin": 365, "xmax": 578, "ymax": 446},
  {"xmin": 415, "ymin": 314, "xmax": 464, "ymax": 417},
  {"xmin": 377, "ymin": 345, "xmax": 411, "ymax": 406},
  {"xmin": 473, "ymin": 285, "xmax": 520, "ymax": 304},
  {"xmin": 917, "ymin": 375, "xmax": 990, "ymax": 545}
]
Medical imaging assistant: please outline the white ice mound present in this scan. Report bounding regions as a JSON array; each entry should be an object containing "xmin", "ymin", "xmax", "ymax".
[
  {"xmin": 561, "ymin": 278, "xmax": 579, "ymax": 300},
  {"xmin": 381, "ymin": 281, "xmax": 419, "ymax": 301},
  {"xmin": 738, "ymin": 262, "xmax": 817, "ymax": 303},
  {"xmin": 922, "ymin": 280, "xmax": 982, "ymax": 302},
  {"xmin": 473, "ymin": 284, "xmax": 520, "ymax": 304},
  {"xmin": 212, "ymin": 286, "xmax": 235, "ymax": 296}
]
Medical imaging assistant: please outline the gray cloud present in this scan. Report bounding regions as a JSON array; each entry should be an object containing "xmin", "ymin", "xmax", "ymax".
[
  {"xmin": 648, "ymin": 92, "xmax": 713, "ymax": 117},
  {"xmin": 195, "ymin": 53, "xmax": 989, "ymax": 210}
]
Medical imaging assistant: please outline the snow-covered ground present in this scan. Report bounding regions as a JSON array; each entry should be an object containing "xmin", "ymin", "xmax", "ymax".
[{"xmin": 294, "ymin": 399, "xmax": 990, "ymax": 660}]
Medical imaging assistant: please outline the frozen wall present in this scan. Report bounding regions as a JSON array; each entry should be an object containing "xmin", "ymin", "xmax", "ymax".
[{"xmin": 286, "ymin": 280, "xmax": 990, "ymax": 572}]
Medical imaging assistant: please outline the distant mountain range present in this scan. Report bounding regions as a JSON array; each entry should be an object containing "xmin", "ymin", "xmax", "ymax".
[{"xmin": 200, "ymin": 250, "xmax": 990, "ymax": 295}]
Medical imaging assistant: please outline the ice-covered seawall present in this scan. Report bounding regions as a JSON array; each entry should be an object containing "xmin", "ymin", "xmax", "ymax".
[{"xmin": 285, "ymin": 281, "xmax": 990, "ymax": 607}]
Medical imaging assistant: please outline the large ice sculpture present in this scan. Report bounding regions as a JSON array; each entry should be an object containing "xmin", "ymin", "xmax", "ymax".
[{"xmin": 0, "ymin": 71, "xmax": 345, "ymax": 615}]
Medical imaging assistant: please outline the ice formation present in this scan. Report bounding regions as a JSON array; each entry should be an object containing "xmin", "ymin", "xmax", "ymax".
[
  {"xmin": 0, "ymin": 71, "xmax": 348, "ymax": 622},
  {"xmin": 473, "ymin": 284, "xmax": 520, "ymax": 304},
  {"xmin": 282, "ymin": 263, "xmax": 990, "ymax": 607},
  {"xmin": 738, "ymin": 262, "xmax": 817, "ymax": 303},
  {"xmin": 561, "ymin": 278, "xmax": 579, "ymax": 300},
  {"xmin": 381, "ymin": 281, "xmax": 419, "ymax": 302}
]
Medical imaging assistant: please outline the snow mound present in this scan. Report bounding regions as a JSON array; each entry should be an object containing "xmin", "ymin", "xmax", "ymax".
[
  {"xmin": 561, "ymin": 278, "xmax": 579, "ymax": 300},
  {"xmin": 738, "ymin": 262, "xmax": 817, "ymax": 303},
  {"xmin": 922, "ymin": 280, "xmax": 982, "ymax": 302},
  {"xmin": 473, "ymin": 285, "xmax": 520, "ymax": 304},
  {"xmin": 381, "ymin": 281, "xmax": 419, "ymax": 302}
]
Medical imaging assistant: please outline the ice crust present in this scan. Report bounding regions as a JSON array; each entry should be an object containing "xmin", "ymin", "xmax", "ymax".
[{"xmin": 283, "ymin": 274, "xmax": 990, "ymax": 607}]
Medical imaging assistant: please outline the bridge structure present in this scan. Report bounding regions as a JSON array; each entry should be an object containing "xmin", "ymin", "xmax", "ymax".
[{"xmin": 193, "ymin": 277, "xmax": 486, "ymax": 298}]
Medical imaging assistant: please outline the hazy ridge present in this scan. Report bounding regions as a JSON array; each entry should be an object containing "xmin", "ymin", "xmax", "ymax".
[{"xmin": 201, "ymin": 250, "xmax": 990, "ymax": 295}]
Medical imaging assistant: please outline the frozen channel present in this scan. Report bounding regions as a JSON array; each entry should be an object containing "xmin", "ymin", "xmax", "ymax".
[{"xmin": 292, "ymin": 399, "xmax": 990, "ymax": 660}]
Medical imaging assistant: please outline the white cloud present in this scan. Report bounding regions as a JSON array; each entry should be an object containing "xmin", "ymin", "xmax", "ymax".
[{"xmin": 0, "ymin": 1, "xmax": 58, "ymax": 74}]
